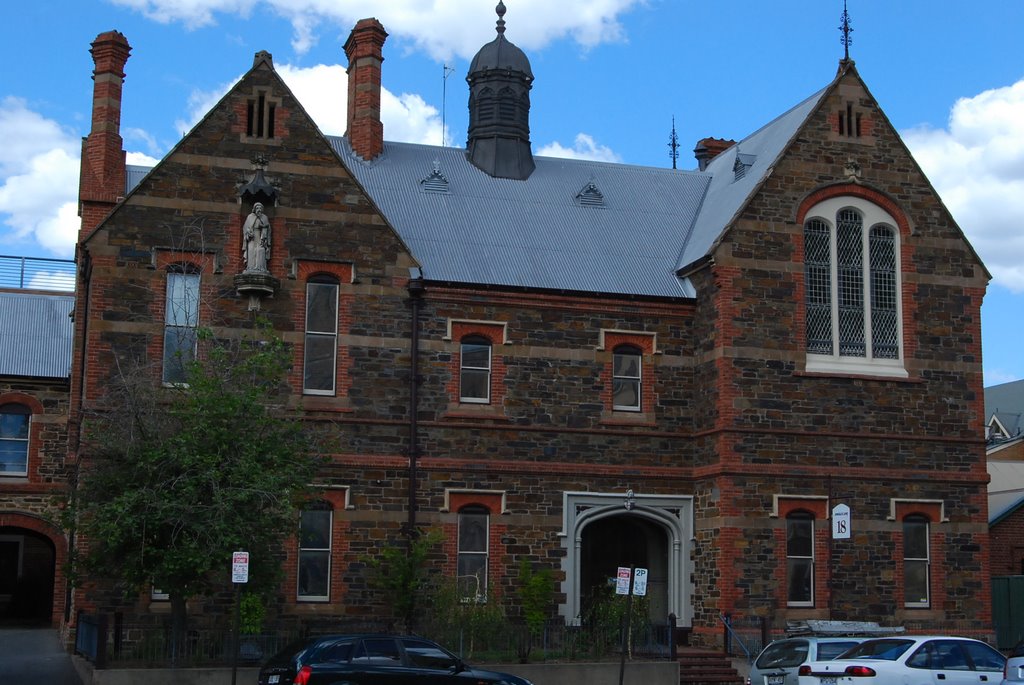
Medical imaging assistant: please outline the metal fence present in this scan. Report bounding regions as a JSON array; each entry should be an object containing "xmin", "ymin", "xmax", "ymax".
[
  {"xmin": 78, "ymin": 615, "xmax": 676, "ymax": 669},
  {"xmin": 0, "ymin": 254, "xmax": 75, "ymax": 291}
]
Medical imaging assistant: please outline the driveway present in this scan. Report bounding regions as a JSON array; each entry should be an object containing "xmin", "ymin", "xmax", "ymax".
[{"xmin": 0, "ymin": 625, "xmax": 83, "ymax": 683}]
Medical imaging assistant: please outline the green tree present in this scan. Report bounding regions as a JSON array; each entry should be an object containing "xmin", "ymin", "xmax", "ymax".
[
  {"xmin": 69, "ymin": 328, "xmax": 320, "ymax": 649},
  {"xmin": 364, "ymin": 529, "xmax": 442, "ymax": 633},
  {"xmin": 516, "ymin": 560, "xmax": 553, "ymax": 661}
]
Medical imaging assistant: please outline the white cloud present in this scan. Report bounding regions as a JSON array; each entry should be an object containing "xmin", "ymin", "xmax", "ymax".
[
  {"xmin": 537, "ymin": 133, "xmax": 622, "ymax": 163},
  {"xmin": 903, "ymin": 79, "xmax": 1024, "ymax": 293},
  {"xmin": 108, "ymin": 0, "xmax": 645, "ymax": 58}
]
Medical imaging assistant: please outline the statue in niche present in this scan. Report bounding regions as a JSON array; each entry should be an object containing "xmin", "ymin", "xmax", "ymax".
[{"xmin": 242, "ymin": 202, "xmax": 271, "ymax": 272}]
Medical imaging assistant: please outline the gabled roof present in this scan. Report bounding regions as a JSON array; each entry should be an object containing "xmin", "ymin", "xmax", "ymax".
[
  {"xmin": 0, "ymin": 291, "xmax": 74, "ymax": 379},
  {"xmin": 988, "ymin": 460, "xmax": 1024, "ymax": 525},
  {"xmin": 332, "ymin": 139, "xmax": 708, "ymax": 297},
  {"xmin": 986, "ymin": 379, "xmax": 1024, "ymax": 443}
]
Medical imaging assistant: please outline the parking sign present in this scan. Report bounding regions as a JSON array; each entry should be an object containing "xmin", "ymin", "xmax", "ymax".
[{"xmin": 232, "ymin": 551, "xmax": 249, "ymax": 584}]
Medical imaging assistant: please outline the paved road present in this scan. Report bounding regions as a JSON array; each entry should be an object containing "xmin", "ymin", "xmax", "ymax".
[{"xmin": 0, "ymin": 626, "xmax": 83, "ymax": 683}]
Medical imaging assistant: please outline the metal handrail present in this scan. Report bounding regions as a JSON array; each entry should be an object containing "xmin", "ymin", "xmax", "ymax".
[
  {"xmin": 0, "ymin": 254, "xmax": 76, "ymax": 291},
  {"xmin": 720, "ymin": 612, "xmax": 754, "ymax": 662}
]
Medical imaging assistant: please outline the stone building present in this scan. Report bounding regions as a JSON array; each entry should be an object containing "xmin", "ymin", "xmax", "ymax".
[{"xmin": 56, "ymin": 6, "xmax": 993, "ymax": 646}]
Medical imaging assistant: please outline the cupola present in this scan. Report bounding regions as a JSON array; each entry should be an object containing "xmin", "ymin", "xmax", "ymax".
[{"xmin": 466, "ymin": 1, "xmax": 535, "ymax": 180}]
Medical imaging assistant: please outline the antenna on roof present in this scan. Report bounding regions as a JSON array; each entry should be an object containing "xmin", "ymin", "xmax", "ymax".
[
  {"xmin": 668, "ymin": 116, "xmax": 680, "ymax": 169},
  {"xmin": 839, "ymin": 0, "xmax": 854, "ymax": 61},
  {"xmin": 441, "ymin": 63, "xmax": 455, "ymax": 146}
]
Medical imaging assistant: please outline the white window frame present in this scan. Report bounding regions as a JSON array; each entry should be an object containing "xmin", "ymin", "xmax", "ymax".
[
  {"xmin": 803, "ymin": 197, "xmax": 906, "ymax": 378},
  {"xmin": 0, "ymin": 404, "xmax": 30, "ymax": 477},
  {"xmin": 162, "ymin": 271, "xmax": 200, "ymax": 385},
  {"xmin": 612, "ymin": 346, "xmax": 642, "ymax": 412},
  {"xmin": 786, "ymin": 512, "xmax": 815, "ymax": 607},
  {"xmin": 297, "ymin": 505, "xmax": 332, "ymax": 602},
  {"xmin": 303, "ymin": 280, "xmax": 339, "ymax": 396},
  {"xmin": 903, "ymin": 516, "xmax": 930, "ymax": 608},
  {"xmin": 459, "ymin": 337, "xmax": 492, "ymax": 404},
  {"xmin": 457, "ymin": 507, "xmax": 489, "ymax": 602}
]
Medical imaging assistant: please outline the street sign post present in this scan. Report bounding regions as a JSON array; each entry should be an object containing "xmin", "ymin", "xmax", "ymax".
[{"xmin": 231, "ymin": 551, "xmax": 249, "ymax": 685}]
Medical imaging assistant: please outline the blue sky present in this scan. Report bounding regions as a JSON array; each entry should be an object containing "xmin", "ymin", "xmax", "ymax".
[{"xmin": 1, "ymin": 1, "xmax": 1022, "ymax": 386}]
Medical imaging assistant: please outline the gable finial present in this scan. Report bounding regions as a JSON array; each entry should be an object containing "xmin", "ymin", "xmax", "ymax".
[
  {"xmin": 668, "ymin": 116, "xmax": 680, "ymax": 170},
  {"xmin": 839, "ymin": 0, "xmax": 854, "ymax": 61},
  {"xmin": 495, "ymin": 1, "xmax": 507, "ymax": 35}
]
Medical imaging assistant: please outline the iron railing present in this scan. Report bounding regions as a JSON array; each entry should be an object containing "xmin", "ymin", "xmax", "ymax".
[{"xmin": 0, "ymin": 254, "xmax": 75, "ymax": 291}]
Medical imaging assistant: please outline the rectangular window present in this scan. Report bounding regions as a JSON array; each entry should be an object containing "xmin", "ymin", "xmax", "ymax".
[
  {"xmin": 459, "ymin": 339, "xmax": 491, "ymax": 403},
  {"xmin": 162, "ymin": 272, "xmax": 199, "ymax": 385},
  {"xmin": 457, "ymin": 510, "xmax": 489, "ymax": 601},
  {"xmin": 298, "ymin": 506, "xmax": 332, "ymax": 601},
  {"xmin": 904, "ymin": 518, "xmax": 930, "ymax": 607},
  {"xmin": 612, "ymin": 349, "xmax": 642, "ymax": 411},
  {"xmin": 0, "ymin": 405, "xmax": 30, "ymax": 476},
  {"xmin": 786, "ymin": 515, "xmax": 814, "ymax": 606},
  {"xmin": 304, "ymin": 281, "xmax": 339, "ymax": 395}
]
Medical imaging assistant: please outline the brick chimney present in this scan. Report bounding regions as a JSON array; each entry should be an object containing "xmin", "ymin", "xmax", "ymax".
[
  {"xmin": 343, "ymin": 18, "xmax": 387, "ymax": 161},
  {"xmin": 79, "ymin": 30, "xmax": 131, "ymax": 239},
  {"xmin": 693, "ymin": 137, "xmax": 735, "ymax": 171}
]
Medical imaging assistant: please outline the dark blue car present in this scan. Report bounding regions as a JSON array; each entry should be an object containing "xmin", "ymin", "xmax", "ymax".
[{"xmin": 258, "ymin": 633, "xmax": 534, "ymax": 685}]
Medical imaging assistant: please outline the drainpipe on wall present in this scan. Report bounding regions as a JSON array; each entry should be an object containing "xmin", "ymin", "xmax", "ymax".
[{"xmin": 406, "ymin": 267, "xmax": 425, "ymax": 541}]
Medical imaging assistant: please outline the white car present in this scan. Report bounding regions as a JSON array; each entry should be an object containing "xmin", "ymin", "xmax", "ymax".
[
  {"xmin": 1002, "ymin": 652, "xmax": 1024, "ymax": 685},
  {"xmin": 749, "ymin": 637, "xmax": 867, "ymax": 685},
  {"xmin": 797, "ymin": 636, "xmax": 1005, "ymax": 685}
]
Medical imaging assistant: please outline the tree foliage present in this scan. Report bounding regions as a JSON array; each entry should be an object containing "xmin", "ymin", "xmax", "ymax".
[
  {"xmin": 69, "ymin": 328, "xmax": 320, "ymax": 624},
  {"xmin": 364, "ymin": 529, "xmax": 442, "ymax": 633}
]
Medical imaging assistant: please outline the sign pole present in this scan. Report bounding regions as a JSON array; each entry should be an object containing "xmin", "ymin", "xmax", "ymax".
[
  {"xmin": 230, "ymin": 551, "xmax": 249, "ymax": 685},
  {"xmin": 618, "ymin": 565, "xmax": 635, "ymax": 685}
]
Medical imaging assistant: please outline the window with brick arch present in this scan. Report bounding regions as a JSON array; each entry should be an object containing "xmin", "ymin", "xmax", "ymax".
[
  {"xmin": 304, "ymin": 276, "xmax": 340, "ymax": 395},
  {"xmin": 786, "ymin": 511, "xmax": 815, "ymax": 607},
  {"xmin": 612, "ymin": 345, "xmax": 642, "ymax": 411},
  {"xmin": 0, "ymin": 403, "xmax": 30, "ymax": 477},
  {"xmin": 298, "ymin": 501, "xmax": 332, "ymax": 602},
  {"xmin": 803, "ymin": 197, "xmax": 904, "ymax": 378},
  {"xmin": 903, "ymin": 514, "xmax": 930, "ymax": 608},
  {"xmin": 457, "ymin": 505, "xmax": 489, "ymax": 602},
  {"xmin": 163, "ymin": 268, "xmax": 200, "ymax": 385},
  {"xmin": 460, "ymin": 335, "xmax": 492, "ymax": 404}
]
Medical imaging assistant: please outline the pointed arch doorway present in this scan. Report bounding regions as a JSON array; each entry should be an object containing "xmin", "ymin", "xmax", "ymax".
[{"xmin": 559, "ymin": 491, "xmax": 693, "ymax": 628}]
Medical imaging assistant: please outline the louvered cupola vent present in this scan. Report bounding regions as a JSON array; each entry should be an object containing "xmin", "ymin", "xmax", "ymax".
[
  {"xmin": 576, "ymin": 180, "xmax": 605, "ymax": 207},
  {"xmin": 420, "ymin": 161, "xmax": 450, "ymax": 194}
]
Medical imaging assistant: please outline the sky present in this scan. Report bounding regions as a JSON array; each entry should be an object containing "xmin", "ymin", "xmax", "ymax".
[{"xmin": 1, "ymin": 0, "xmax": 1022, "ymax": 387}]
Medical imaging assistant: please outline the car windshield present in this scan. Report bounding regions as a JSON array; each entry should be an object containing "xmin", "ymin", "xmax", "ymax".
[
  {"xmin": 756, "ymin": 641, "xmax": 809, "ymax": 668},
  {"xmin": 841, "ymin": 639, "xmax": 915, "ymax": 661}
]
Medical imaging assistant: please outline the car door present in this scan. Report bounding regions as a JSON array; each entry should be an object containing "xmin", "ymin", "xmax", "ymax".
[
  {"xmin": 961, "ymin": 640, "xmax": 1006, "ymax": 684},
  {"xmin": 342, "ymin": 637, "xmax": 407, "ymax": 685},
  {"xmin": 399, "ymin": 637, "xmax": 466, "ymax": 685},
  {"xmin": 906, "ymin": 639, "xmax": 989, "ymax": 685}
]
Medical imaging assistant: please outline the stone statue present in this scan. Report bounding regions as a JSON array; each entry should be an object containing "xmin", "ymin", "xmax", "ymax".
[{"xmin": 242, "ymin": 202, "xmax": 271, "ymax": 272}]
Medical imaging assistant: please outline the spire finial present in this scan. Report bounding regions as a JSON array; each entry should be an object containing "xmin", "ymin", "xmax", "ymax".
[
  {"xmin": 495, "ymin": 1, "xmax": 506, "ymax": 35},
  {"xmin": 839, "ymin": 0, "xmax": 853, "ymax": 61},
  {"xmin": 668, "ymin": 116, "xmax": 680, "ymax": 170}
]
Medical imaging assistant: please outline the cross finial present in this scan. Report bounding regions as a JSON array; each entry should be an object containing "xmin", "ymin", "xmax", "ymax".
[
  {"xmin": 839, "ymin": 0, "xmax": 854, "ymax": 61},
  {"xmin": 668, "ymin": 116, "xmax": 680, "ymax": 170}
]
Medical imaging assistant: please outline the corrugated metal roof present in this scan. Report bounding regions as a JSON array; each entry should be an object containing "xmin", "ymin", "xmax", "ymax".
[
  {"xmin": 0, "ymin": 291, "xmax": 74, "ymax": 379},
  {"xmin": 988, "ymin": 460, "xmax": 1024, "ymax": 524},
  {"xmin": 332, "ymin": 139, "xmax": 709, "ymax": 297}
]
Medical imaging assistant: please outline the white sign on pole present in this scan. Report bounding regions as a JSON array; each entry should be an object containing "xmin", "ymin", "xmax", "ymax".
[
  {"xmin": 615, "ymin": 567, "xmax": 631, "ymax": 595},
  {"xmin": 632, "ymin": 567, "xmax": 648, "ymax": 596},
  {"xmin": 832, "ymin": 503, "xmax": 851, "ymax": 539},
  {"xmin": 232, "ymin": 551, "xmax": 250, "ymax": 584}
]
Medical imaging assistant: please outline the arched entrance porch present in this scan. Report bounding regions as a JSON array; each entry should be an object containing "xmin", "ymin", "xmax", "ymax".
[
  {"xmin": 559, "ymin": 491, "xmax": 693, "ymax": 627},
  {"xmin": 0, "ymin": 514, "xmax": 66, "ymax": 626}
]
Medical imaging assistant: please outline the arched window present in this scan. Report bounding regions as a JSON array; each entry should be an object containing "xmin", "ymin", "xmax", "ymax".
[
  {"xmin": 460, "ymin": 335, "xmax": 492, "ymax": 404},
  {"xmin": 457, "ymin": 505, "xmax": 489, "ymax": 601},
  {"xmin": 0, "ymin": 403, "xmax": 30, "ymax": 476},
  {"xmin": 903, "ymin": 514, "xmax": 930, "ymax": 608},
  {"xmin": 163, "ymin": 266, "xmax": 200, "ymax": 385},
  {"xmin": 786, "ymin": 511, "xmax": 814, "ymax": 607},
  {"xmin": 612, "ymin": 345, "xmax": 642, "ymax": 411},
  {"xmin": 298, "ymin": 501, "xmax": 333, "ymax": 601},
  {"xmin": 803, "ymin": 197, "xmax": 904, "ymax": 377},
  {"xmin": 304, "ymin": 275, "xmax": 340, "ymax": 395}
]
